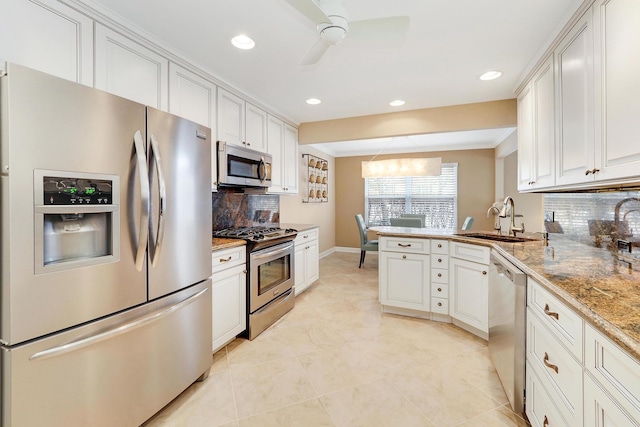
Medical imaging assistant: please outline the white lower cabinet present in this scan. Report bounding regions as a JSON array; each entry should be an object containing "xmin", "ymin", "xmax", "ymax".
[
  {"xmin": 211, "ymin": 246, "xmax": 246, "ymax": 353},
  {"xmin": 526, "ymin": 361, "xmax": 571, "ymax": 427},
  {"xmin": 449, "ymin": 242, "xmax": 489, "ymax": 336},
  {"xmin": 584, "ymin": 373, "xmax": 640, "ymax": 427},
  {"xmin": 379, "ymin": 237, "xmax": 430, "ymax": 313},
  {"xmin": 294, "ymin": 228, "xmax": 319, "ymax": 295}
]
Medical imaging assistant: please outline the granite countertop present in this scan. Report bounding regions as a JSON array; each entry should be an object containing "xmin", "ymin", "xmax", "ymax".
[
  {"xmin": 211, "ymin": 238, "xmax": 246, "ymax": 252},
  {"xmin": 280, "ymin": 223, "xmax": 319, "ymax": 233},
  {"xmin": 372, "ymin": 226, "xmax": 640, "ymax": 360}
]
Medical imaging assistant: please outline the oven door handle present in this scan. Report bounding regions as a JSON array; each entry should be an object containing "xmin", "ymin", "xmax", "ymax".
[{"xmin": 251, "ymin": 243, "xmax": 293, "ymax": 261}]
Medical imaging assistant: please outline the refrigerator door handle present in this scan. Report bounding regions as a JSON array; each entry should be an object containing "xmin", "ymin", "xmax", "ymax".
[
  {"xmin": 149, "ymin": 134, "xmax": 166, "ymax": 267},
  {"xmin": 29, "ymin": 287, "xmax": 209, "ymax": 362},
  {"xmin": 133, "ymin": 130, "xmax": 150, "ymax": 271}
]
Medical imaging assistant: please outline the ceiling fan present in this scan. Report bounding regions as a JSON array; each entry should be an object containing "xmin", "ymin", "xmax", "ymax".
[{"xmin": 283, "ymin": 0, "xmax": 410, "ymax": 65}]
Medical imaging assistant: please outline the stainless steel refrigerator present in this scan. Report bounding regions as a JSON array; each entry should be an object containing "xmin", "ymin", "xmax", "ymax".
[{"xmin": 0, "ymin": 63, "xmax": 212, "ymax": 426}]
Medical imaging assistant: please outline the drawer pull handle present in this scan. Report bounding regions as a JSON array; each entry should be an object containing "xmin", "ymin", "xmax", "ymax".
[
  {"xmin": 543, "ymin": 352, "xmax": 559, "ymax": 374},
  {"xmin": 398, "ymin": 243, "xmax": 412, "ymax": 247},
  {"xmin": 437, "ymin": 244, "xmax": 442, "ymax": 248},
  {"xmin": 402, "ymin": 255, "xmax": 407, "ymax": 259},
  {"xmin": 219, "ymin": 256, "xmax": 232, "ymax": 262},
  {"xmin": 482, "ymin": 271, "xmax": 487, "ymax": 275},
  {"xmin": 437, "ymin": 258, "xmax": 442, "ymax": 263},
  {"xmin": 544, "ymin": 304, "xmax": 559, "ymax": 320},
  {"xmin": 437, "ymin": 273, "xmax": 442, "ymax": 278},
  {"xmin": 437, "ymin": 287, "xmax": 442, "ymax": 292},
  {"xmin": 543, "ymin": 415, "xmax": 549, "ymax": 427},
  {"xmin": 303, "ymin": 235, "xmax": 309, "ymax": 238},
  {"xmin": 437, "ymin": 302, "xmax": 442, "ymax": 307}
]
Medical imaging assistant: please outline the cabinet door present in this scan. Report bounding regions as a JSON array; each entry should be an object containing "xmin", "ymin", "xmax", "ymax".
[
  {"xmin": 217, "ymin": 88, "xmax": 245, "ymax": 146},
  {"xmin": 555, "ymin": 9, "xmax": 596, "ymax": 186},
  {"xmin": 212, "ymin": 264, "xmax": 246, "ymax": 353},
  {"xmin": 0, "ymin": 0, "xmax": 93, "ymax": 86},
  {"xmin": 267, "ymin": 115, "xmax": 285, "ymax": 193},
  {"xmin": 283, "ymin": 124, "xmax": 299, "ymax": 194},
  {"xmin": 593, "ymin": 0, "xmax": 640, "ymax": 182},
  {"xmin": 245, "ymin": 102, "xmax": 267, "ymax": 152},
  {"xmin": 95, "ymin": 24, "xmax": 168, "ymax": 110},
  {"xmin": 584, "ymin": 373, "xmax": 640, "ymax": 427},
  {"xmin": 533, "ymin": 56, "xmax": 556, "ymax": 189},
  {"xmin": 449, "ymin": 258, "xmax": 489, "ymax": 333},
  {"xmin": 168, "ymin": 63, "xmax": 218, "ymax": 190},
  {"xmin": 304, "ymin": 238, "xmax": 320, "ymax": 285},
  {"xmin": 517, "ymin": 83, "xmax": 535, "ymax": 191},
  {"xmin": 379, "ymin": 251, "xmax": 430, "ymax": 311}
]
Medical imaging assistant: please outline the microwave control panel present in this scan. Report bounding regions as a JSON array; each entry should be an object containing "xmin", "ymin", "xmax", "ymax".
[{"xmin": 43, "ymin": 176, "xmax": 113, "ymax": 205}]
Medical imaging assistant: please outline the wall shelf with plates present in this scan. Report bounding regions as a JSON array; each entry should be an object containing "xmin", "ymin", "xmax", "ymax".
[{"xmin": 302, "ymin": 154, "xmax": 328, "ymax": 203}]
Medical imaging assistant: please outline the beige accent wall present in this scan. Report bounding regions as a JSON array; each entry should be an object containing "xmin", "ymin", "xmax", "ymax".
[
  {"xmin": 335, "ymin": 149, "xmax": 497, "ymax": 249},
  {"xmin": 499, "ymin": 151, "xmax": 545, "ymax": 232},
  {"xmin": 298, "ymin": 99, "xmax": 517, "ymax": 144},
  {"xmin": 279, "ymin": 145, "xmax": 336, "ymax": 253}
]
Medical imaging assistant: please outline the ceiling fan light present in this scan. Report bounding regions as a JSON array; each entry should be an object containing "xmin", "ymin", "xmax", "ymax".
[
  {"xmin": 306, "ymin": 98, "xmax": 322, "ymax": 105},
  {"xmin": 389, "ymin": 99, "xmax": 405, "ymax": 107},
  {"xmin": 479, "ymin": 70, "xmax": 502, "ymax": 81},
  {"xmin": 231, "ymin": 34, "xmax": 255, "ymax": 50},
  {"xmin": 319, "ymin": 25, "xmax": 347, "ymax": 44}
]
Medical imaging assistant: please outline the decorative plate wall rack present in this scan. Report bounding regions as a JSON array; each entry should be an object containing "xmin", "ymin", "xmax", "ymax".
[{"xmin": 302, "ymin": 154, "xmax": 328, "ymax": 203}]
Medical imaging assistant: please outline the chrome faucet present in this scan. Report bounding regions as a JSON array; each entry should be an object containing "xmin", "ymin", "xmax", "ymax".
[
  {"xmin": 486, "ymin": 205, "xmax": 501, "ymax": 233},
  {"xmin": 499, "ymin": 196, "xmax": 525, "ymax": 237},
  {"xmin": 612, "ymin": 197, "xmax": 640, "ymax": 243}
]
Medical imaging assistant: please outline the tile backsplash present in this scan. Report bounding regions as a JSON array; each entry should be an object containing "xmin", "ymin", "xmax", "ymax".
[
  {"xmin": 544, "ymin": 191, "xmax": 640, "ymax": 251},
  {"xmin": 211, "ymin": 188, "xmax": 280, "ymax": 231}
]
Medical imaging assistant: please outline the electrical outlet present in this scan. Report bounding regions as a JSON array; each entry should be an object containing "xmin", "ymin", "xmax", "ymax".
[{"xmin": 545, "ymin": 211, "xmax": 555, "ymax": 222}]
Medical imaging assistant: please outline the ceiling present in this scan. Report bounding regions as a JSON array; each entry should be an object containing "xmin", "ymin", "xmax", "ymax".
[{"xmin": 84, "ymin": 0, "xmax": 581, "ymax": 155}]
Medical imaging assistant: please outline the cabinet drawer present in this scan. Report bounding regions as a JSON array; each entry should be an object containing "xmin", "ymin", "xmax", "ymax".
[
  {"xmin": 431, "ymin": 297, "xmax": 448, "ymax": 314},
  {"xmin": 295, "ymin": 227, "xmax": 318, "ymax": 244},
  {"xmin": 431, "ymin": 239, "xmax": 449, "ymax": 254},
  {"xmin": 585, "ymin": 323, "xmax": 640, "ymax": 418},
  {"xmin": 380, "ymin": 236, "xmax": 430, "ymax": 254},
  {"xmin": 212, "ymin": 246, "xmax": 246, "ymax": 273},
  {"xmin": 431, "ymin": 283, "xmax": 448, "ymax": 298},
  {"xmin": 431, "ymin": 254, "xmax": 449, "ymax": 269},
  {"xmin": 527, "ymin": 308, "xmax": 583, "ymax": 425},
  {"xmin": 431, "ymin": 268, "xmax": 449, "ymax": 284},
  {"xmin": 450, "ymin": 241, "xmax": 490, "ymax": 264},
  {"xmin": 527, "ymin": 279, "xmax": 583, "ymax": 362},
  {"xmin": 526, "ymin": 361, "xmax": 571, "ymax": 427}
]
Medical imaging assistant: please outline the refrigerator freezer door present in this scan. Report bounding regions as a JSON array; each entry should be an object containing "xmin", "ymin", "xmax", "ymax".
[
  {"xmin": 1, "ymin": 280, "xmax": 212, "ymax": 427},
  {"xmin": 0, "ymin": 63, "xmax": 147, "ymax": 345},
  {"xmin": 146, "ymin": 107, "xmax": 212, "ymax": 300}
]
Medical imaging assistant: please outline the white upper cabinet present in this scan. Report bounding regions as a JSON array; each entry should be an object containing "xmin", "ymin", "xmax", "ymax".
[
  {"xmin": 517, "ymin": 84, "xmax": 535, "ymax": 190},
  {"xmin": 245, "ymin": 103, "xmax": 268, "ymax": 152},
  {"xmin": 283, "ymin": 124, "xmax": 299, "ymax": 194},
  {"xmin": 217, "ymin": 88, "xmax": 245, "ymax": 147},
  {"xmin": 95, "ymin": 24, "xmax": 168, "ymax": 110},
  {"xmin": 168, "ymin": 63, "xmax": 217, "ymax": 190},
  {"xmin": 555, "ymin": 8, "xmax": 596, "ymax": 187},
  {"xmin": 267, "ymin": 115, "xmax": 285, "ymax": 193},
  {"xmin": 0, "ymin": 0, "xmax": 93, "ymax": 85},
  {"xmin": 593, "ymin": 0, "xmax": 640, "ymax": 182}
]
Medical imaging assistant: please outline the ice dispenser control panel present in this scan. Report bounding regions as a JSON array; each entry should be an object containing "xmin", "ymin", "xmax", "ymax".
[{"xmin": 43, "ymin": 176, "xmax": 113, "ymax": 205}]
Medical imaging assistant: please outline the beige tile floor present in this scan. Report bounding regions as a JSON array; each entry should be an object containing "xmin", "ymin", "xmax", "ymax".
[{"xmin": 143, "ymin": 252, "xmax": 529, "ymax": 427}]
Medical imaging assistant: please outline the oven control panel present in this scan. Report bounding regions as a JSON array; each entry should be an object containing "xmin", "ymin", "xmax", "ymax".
[{"xmin": 43, "ymin": 176, "xmax": 113, "ymax": 205}]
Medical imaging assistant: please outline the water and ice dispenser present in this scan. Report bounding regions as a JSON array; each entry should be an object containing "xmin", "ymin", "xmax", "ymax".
[{"xmin": 34, "ymin": 170, "xmax": 120, "ymax": 273}]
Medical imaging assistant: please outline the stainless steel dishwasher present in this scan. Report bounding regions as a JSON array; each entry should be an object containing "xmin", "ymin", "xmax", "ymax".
[{"xmin": 488, "ymin": 251, "xmax": 527, "ymax": 416}]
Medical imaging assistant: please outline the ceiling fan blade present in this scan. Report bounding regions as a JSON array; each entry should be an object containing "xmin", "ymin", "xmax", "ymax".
[
  {"xmin": 300, "ymin": 39, "xmax": 330, "ymax": 65},
  {"xmin": 283, "ymin": 0, "xmax": 331, "ymax": 24},
  {"xmin": 348, "ymin": 16, "xmax": 410, "ymax": 41}
]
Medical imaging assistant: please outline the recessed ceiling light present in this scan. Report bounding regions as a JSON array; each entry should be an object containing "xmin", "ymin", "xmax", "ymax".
[
  {"xmin": 389, "ymin": 99, "xmax": 405, "ymax": 107},
  {"xmin": 306, "ymin": 98, "xmax": 322, "ymax": 105},
  {"xmin": 231, "ymin": 34, "xmax": 255, "ymax": 50},
  {"xmin": 479, "ymin": 71, "xmax": 502, "ymax": 81}
]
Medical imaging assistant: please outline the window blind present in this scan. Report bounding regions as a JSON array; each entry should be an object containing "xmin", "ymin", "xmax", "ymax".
[{"xmin": 364, "ymin": 163, "xmax": 458, "ymax": 228}]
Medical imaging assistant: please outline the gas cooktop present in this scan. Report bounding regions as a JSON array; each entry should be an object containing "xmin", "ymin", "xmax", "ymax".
[{"xmin": 213, "ymin": 226, "xmax": 298, "ymax": 242}]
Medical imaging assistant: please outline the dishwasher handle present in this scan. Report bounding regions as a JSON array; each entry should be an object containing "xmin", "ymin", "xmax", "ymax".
[{"xmin": 490, "ymin": 252, "xmax": 527, "ymax": 287}]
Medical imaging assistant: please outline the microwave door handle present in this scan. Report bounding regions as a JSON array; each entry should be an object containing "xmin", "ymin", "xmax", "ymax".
[
  {"xmin": 133, "ymin": 130, "xmax": 150, "ymax": 271},
  {"xmin": 149, "ymin": 134, "xmax": 166, "ymax": 267},
  {"xmin": 258, "ymin": 157, "xmax": 266, "ymax": 182}
]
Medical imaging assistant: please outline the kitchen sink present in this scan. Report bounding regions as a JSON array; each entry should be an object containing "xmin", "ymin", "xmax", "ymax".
[{"xmin": 457, "ymin": 232, "xmax": 539, "ymax": 243}]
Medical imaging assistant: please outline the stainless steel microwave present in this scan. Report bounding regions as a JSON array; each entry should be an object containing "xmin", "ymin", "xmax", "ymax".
[{"xmin": 217, "ymin": 141, "xmax": 272, "ymax": 188}]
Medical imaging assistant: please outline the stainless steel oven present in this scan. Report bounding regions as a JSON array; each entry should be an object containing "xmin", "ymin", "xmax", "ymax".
[{"xmin": 248, "ymin": 241, "xmax": 295, "ymax": 339}]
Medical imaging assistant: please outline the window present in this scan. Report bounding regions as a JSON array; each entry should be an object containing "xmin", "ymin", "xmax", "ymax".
[{"xmin": 364, "ymin": 163, "xmax": 458, "ymax": 229}]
